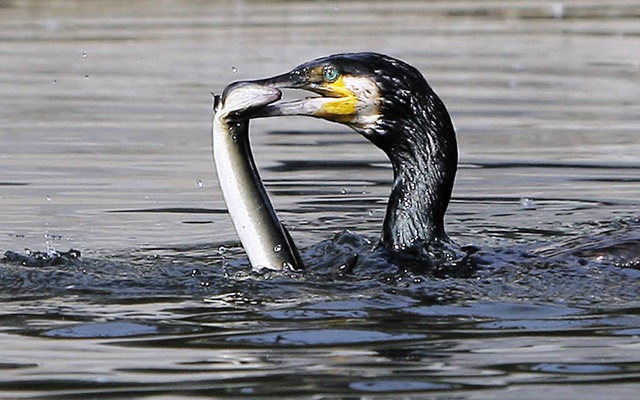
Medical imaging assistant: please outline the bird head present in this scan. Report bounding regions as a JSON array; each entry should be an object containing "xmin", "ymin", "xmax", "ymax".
[
  {"xmin": 253, "ymin": 53, "xmax": 381, "ymax": 126},
  {"xmin": 250, "ymin": 53, "xmax": 446, "ymax": 149}
]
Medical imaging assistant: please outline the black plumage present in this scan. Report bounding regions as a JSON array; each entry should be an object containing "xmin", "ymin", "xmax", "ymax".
[{"xmin": 253, "ymin": 52, "xmax": 472, "ymax": 267}]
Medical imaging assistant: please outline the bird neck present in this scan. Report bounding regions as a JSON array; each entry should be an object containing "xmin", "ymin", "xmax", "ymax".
[{"xmin": 378, "ymin": 109, "xmax": 458, "ymax": 252}]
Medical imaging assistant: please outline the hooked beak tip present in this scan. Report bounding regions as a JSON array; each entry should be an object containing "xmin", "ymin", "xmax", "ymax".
[{"xmin": 250, "ymin": 71, "xmax": 304, "ymax": 90}]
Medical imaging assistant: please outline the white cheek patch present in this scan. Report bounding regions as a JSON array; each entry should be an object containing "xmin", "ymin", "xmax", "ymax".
[{"xmin": 342, "ymin": 75, "xmax": 382, "ymax": 130}]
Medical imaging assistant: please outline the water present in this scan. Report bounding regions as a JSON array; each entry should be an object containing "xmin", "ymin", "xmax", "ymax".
[{"xmin": 1, "ymin": 0, "xmax": 639, "ymax": 398}]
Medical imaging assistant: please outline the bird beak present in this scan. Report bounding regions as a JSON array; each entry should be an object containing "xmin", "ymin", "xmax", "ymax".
[{"xmin": 244, "ymin": 71, "xmax": 358, "ymax": 123}]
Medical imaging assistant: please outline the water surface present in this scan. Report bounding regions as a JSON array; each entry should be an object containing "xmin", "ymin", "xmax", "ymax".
[{"xmin": 1, "ymin": 0, "xmax": 639, "ymax": 398}]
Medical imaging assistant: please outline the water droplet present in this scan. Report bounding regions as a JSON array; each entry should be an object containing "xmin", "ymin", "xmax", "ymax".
[
  {"xmin": 82, "ymin": 52, "xmax": 87, "ymax": 58},
  {"xmin": 551, "ymin": 3, "xmax": 564, "ymax": 18},
  {"xmin": 520, "ymin": 197, "xmax": 536, "ymax": 210},
  {"xmin": 273, "ymin": 244, "xmax": 282, "ymax": 253},
  {"xmin": 231, "ymin": 66, "xmax": 238, "ymax": 73},
  {"xmin": 191, "ymin": 268, "xmax": 201, "ymax": 276},
  {"xmin": 196, "ymin": 179, "xmax": 204, "ymax": 188}
]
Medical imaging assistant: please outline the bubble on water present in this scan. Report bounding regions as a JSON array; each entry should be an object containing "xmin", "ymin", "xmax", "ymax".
[
  {"xmin": 273, "ymin": 244, "xmax": 282, "ymax": 253},
  {"xmin": 231, "ymin": 66, "xmax": 238, "ymax": 73},
  {"xmin": 46, "ymin": 195, "xmax": 52, "ymax": 202},
  {"xmin": 340, "ymin": 188, "xmax": 347, "ymax": 195},
  {"xmin": 196, "ymin": 179, "xmax": 204, "ymax": 188},
  {"xmin": 282, "ymin": 261, "xmax": 293, "ymax": 270},
  {"xmin": 82, "ymin": 52, "xmax": 88, "ymax": 58},
  {"xmin": 218, "ymin": 245, "xmax": 227, "ymax": 255},
  {"xmin": 52, "ymin": 79, "xmax": 58, "ymax": 85},
  {"xmin": 84, "ymin": 74, "xmax": 90, "ymax": 79}
]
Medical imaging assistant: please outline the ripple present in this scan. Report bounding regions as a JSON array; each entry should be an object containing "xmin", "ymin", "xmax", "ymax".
[
  {"xmin": 530, "ymin": 363, "xmax": 622, "ymax": 374},
  {"xmin": 350, "ymin": 379, "xmax": 451, "ymax": 392},
  {"xmin": 226, "ymin": 329, "xmax": 426, "ymax": 346},
  {"xmin": 42, "ymin": 322, "xmax": 158, "ymax": 338}
]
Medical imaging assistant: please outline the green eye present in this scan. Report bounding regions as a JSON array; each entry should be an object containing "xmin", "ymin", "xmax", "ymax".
[{"xmin": 322, "ymin": 66, "xmax": 339, "ymax": 82}]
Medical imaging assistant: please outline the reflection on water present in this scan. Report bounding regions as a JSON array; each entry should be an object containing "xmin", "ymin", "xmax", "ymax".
[{"xmin": 1, "ymin": 0, "xmax": 639, "ymax": 398}]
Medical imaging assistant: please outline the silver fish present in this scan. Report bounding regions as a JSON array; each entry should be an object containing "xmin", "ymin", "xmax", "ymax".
[{"xmin": 212, "ymin": 82, "xmax": 303, "ymax": 271}]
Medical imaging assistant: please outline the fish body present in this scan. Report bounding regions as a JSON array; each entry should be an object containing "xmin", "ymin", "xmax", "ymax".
[{"xmin": 212, "ymin": 82, "xmax": 303, "ymax": 271}]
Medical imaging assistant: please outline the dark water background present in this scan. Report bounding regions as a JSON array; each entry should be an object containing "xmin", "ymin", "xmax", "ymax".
[{"xmin": 1, "ymin": 1, "xmax": 639, "ymax": 398}]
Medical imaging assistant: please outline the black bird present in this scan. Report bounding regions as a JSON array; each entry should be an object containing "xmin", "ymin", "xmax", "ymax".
[{"xmin": 251, "ymin": 52, "xmax": 468, "ymax": 266}]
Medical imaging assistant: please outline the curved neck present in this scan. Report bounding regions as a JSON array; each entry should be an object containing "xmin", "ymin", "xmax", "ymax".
[{"xmin": 377, "ymin": 103, "xmax": 458, "ymax": 251}]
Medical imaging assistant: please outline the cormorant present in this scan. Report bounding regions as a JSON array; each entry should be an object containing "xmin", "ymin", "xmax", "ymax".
[{"xmin": 250, "ymin": 52, "xmax": 466, "ymax": 265}]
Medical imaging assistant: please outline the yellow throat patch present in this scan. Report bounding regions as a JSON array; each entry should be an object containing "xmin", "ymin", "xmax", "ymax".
[{"xmin": 317, "ymin": 76, "xmax": 357, "ymax": 121}]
